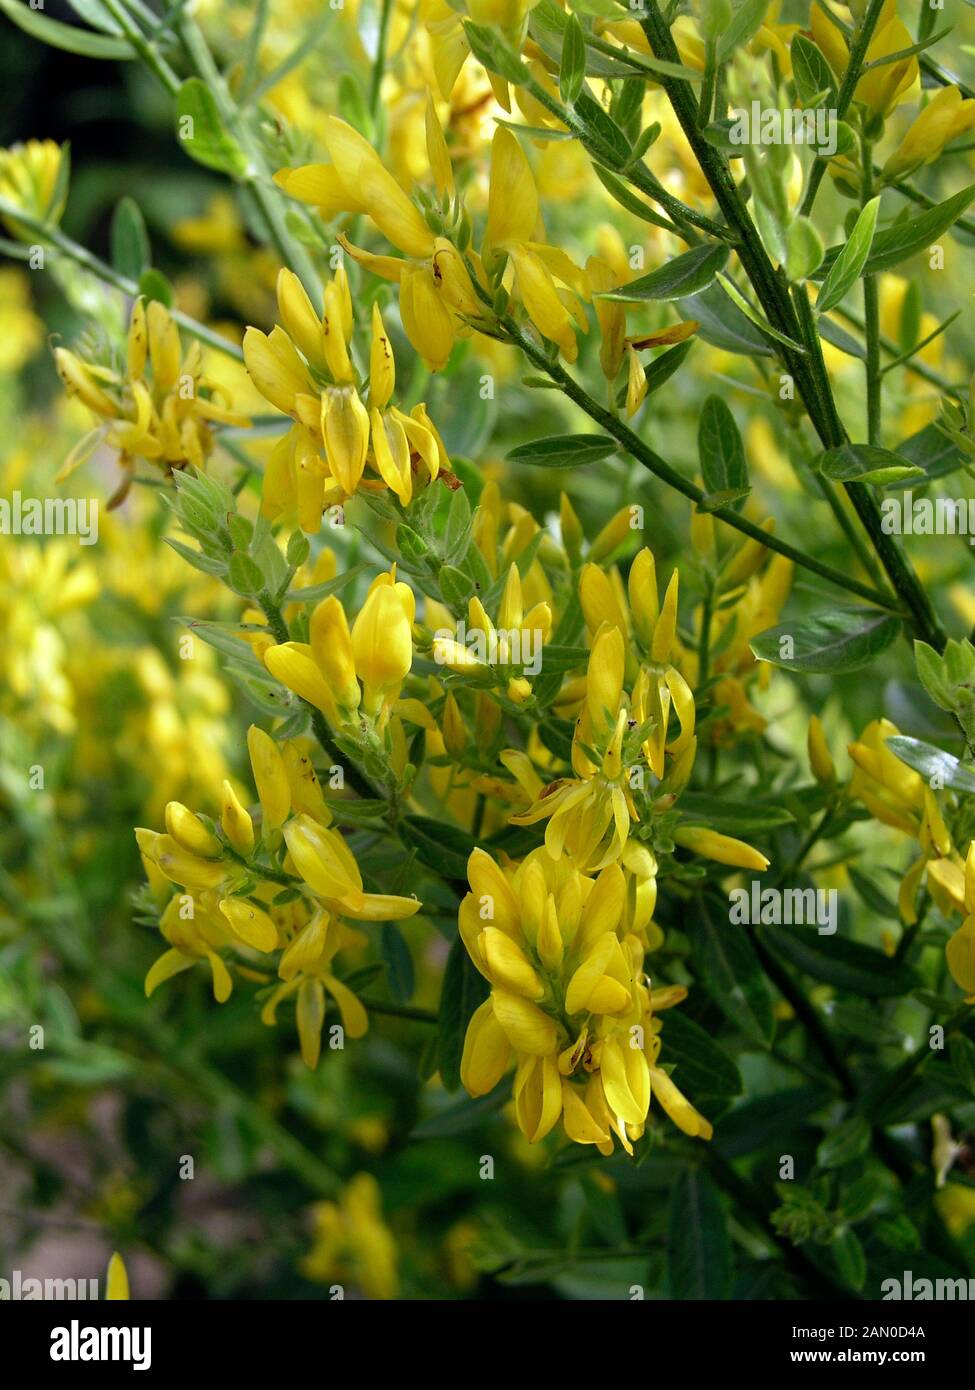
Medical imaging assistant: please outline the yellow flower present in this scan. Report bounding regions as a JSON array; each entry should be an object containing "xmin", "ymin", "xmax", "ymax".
[
  {"xmin": 458, "ymin": 846, "xmax": 711, "ymax": 1152},
  {"xmin": 246, "ymin": 268, "xmax": 452, "ymax": 527},
  {"xmin": 421, "ymin": 0, "xmax": 538, "ymax": 103},
  {"xmin": 265, "ymin": 570, "xmax": 416, "ymax": 728},
  {"xmin": 671, "ymin": 825, "xmax": 770, "ymax": 872},
  {"xmin": 483, "ymin": 127, "xmax": 589, "ymax": 362},
  {"xmin": 302, "ymin": 1174, "xmax": 398, "ymax": 1299},
  {"xmin": 884, "ymin": 86, "xmax": 975, "ymax": 181},
  {"xmin": 848, "ymin": 717, "xmax": 925, "ymax": 837},
  {"xmin": 507, "ymin": 627, "xmax": 641, "ymax": 871},
  {"xmin": 848, "ymin": 717, "xmax": 959, "ymax": 926},
  {"xmin": 105, "ymin": 1253, "xmax": 129, "ymax": 1301},
  {"xmin": 138, "ymin": 725, "xmax": 421, "ymax": 1026},
  {"xmin": 807, "ymin": 715, "xmax": 837, "ymax": 785},
  {"xmin": 0, "ymin": 139, "xmax": 67, "ymax": 235},
  {"xmin": 275, "ymin": 116, "xmax": 480, "ymax": 369},
  {"xmin": 56, "ymin": 297, "xmax": 248, "ymax": 491},
  {"xmin": 431, "ymin": 563, "xmax": 553, "ymax": 703},
  {"xmin": 815, "ymin": 0, "xmax": 919, "ymax": 121}
]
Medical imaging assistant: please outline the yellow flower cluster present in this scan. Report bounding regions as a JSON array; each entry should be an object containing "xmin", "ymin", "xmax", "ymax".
[
  {"xmin": 0, "ymin": 138, "xmax": 66, "ymax": 233},
  {"xmin": 55, "ymin": 298, "xmax": 247, "ymax": 494},
  {"xmin": 262, "ymin": 567, "xmax": 415, "ymax": 735},
  {"xmin": 459, "ymin": 846, "xmax": 711, "ymax": 1152},
  {"xmin": 245, "ymin": 265, "xmax": 452, "ymax": 523},
  {"xmin": 274, "ymin": 112, "xmax": 593, "ymax": 369},
  {"xmin": 446, "ymin": 534, "xmax": 773, "ymax": 1151},
  {"xmin": 847, "ymin": 717, "xmax": 975, "ymax": 996},
  {"xmin": 136, "ymin": 723, "xmax": 419, "ymax": 1065},
  {"xmin": 301, "ymin": 1173, "xmax": 398, "ymax": 1299}
]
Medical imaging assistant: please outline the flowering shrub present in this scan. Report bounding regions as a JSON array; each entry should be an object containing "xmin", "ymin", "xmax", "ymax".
[{"xmin": 4, "ymin": 0, "xmax": 975, "ymax": 1304}]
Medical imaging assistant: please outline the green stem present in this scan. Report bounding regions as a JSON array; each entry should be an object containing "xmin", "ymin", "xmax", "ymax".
[
  {"xmin": 795, "ymin": 273, "xmax": 947, "ymax": 650},
  {"xmin": 103, "ymin": 0, "xmax": 181, "ymax": 93},
  {"xmin": 747, "ymin": 922, "xmax": 857, "ymax": 1097},
  {"xmin": 861, "ymin": 138, "xmax": 882, "ymax": 446},
  {"xmin": 360, "ymin": 998, "xmax": 437, "ymax": 1023},
  {"xmin": 697, "ymin": 576, "xmax": 714, "ymax": 691},
  {"xmin": 640, "ymin": 0, "xmax": 938, "ymax": 663},
  {"xmin": 798, "ymin": 0, "xmax": 888, "ymax": 218},
  {"xmin": 369, "ymin": 0, "xmax": 394, "ymax": 118},
  {"xmin": 834, "ymin": 307, "xmax": 963, "ymax": 397},
  {"xmin": 523, "ymin": 71, "xmax": 731, "ymax": 243},
  {"xmin": 880, "ymin": 168, "xmax": 975, "ymax": 242},
  {"xmin": 176, "ymin": 14, "xmax": 324, "ymax": 302},
  {"xmin": 0, "ymin": 197, "xmax": 245, "ymax": 363},
  {"xmin": 502, "ymin": 316, "xmax": 900, "ymax": 611}
]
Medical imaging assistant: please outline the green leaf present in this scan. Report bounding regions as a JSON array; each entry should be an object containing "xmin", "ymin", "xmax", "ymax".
[
  {"xmin": 165, "ymin": 539, "xmax": 226, "ymax": 578},
  {"xmin": 715, "ymin": 1086, "xmax": 832, "ymax": 1157},
  {"xmin": 676, "ymin": 793, "xmax": 794, "ymax": 835},
  {"xmin": 442, "ymin": 485, "xmax": 473, "ymax": 566},
  {"xmin": 791, "ymin": 33, "xmax": 837, "ymax": 108},
  {"xmin": 286, "ymin": 530, "xmax": 310, "ymax": 567},
  {"xmin": 227, "ymin": 552, "xmax": 265, "ymax": 596},
  {"xmin": 846, "ymin": 867, "xmax": 899, "ymax": 921},
  {"xmin": 885, "ymin": 735, "xmax": 975, "ymax": 794},
  {"xmin": 601, "ymin": 242, "xmax": 729, "ymax": 302},
  {"xmin": 716, "ymin": 272, "xmax": 808, "ymax": 352},
  {"xmin": 138, "ymin": 267, "xmax": 173, "ymax": 307},
  {"xmin": 643, "ymin": 338, "xmax": 695, "ymax": 394},
  {"xmin": 559, "ymin": 12, "xmax": 586, "ymax": 104},
  {"xmin": 816, "ymin": 195, "xmax": 880, "ymax": 314},
  {"xmin": 786, "ymin": 215, "xmax": 825, "ymax": 281},
  {"xmin": 439, "ymin": 563, "xmax": 475, "ymax": 610},
  {"xmin": 763, "ymin": 926, "xmax": 919, "ymax": 996},
  {"xmin": 507, "ymin": 434, "xmax": 617, "ymax": 468},
  {"xmin": 819, "ymin": 442, "xmax": 924, "ymax": 486},
  {"xmin": 717, "ymin": 0, "xmax": 768, "ymax": 60},
  {"xmin": 110, "ymin": 196, "xmax": 150, "ymax": 283},
  {"xmin": 698, "ymin": 395, "xmax": 749, "ymax": 506},
  {"xmin": 574, "ymin": 90, "xmax": 631, "ymax": 164},
  {"xmin": 463, "ymin": 20, "xmax": 530, "ymax": 85},
  {"xmin": 622, "ymin": 54, "xmax": 705, "ymax": 82},
  {"xmin": 689, "ymin": 897, "xmax": 775, "ymax": 1046},
  {"xmin": 286, "ymin": 561, "xmax": 368, "ymax": 602},
  {"xmin": 668, "ymin": 1170, "xmax": 732, "ymax": 1299},
  {"xmin": 65, "ymin": 0, "xmax": 123, "ymax": 33},
  {"xmin": 818, "ymin": 185, "xmax": 975, "ymax": 277},
  {"xmin": 411, "ymin": 1087, "xmax": 508, "ymax": 1138},
  {"xmin": 175, "ymin": 78, "xmax": 249, "ymax": 177},
  {"xmin": 529, "ymin": 0, "xmax": 631, "ymax": 78},
  {"xmin": 400, "ymin": 816, "xmax": 476, "ymax": 879},
  {"xmin": 825, "ymin": 1001, "xmax": 904, "ymax": 1044},
  {"xmin": 885, "ymin": 422, "xmax": 969, "ymax": 488},
  {"xmin": 0, "ymin": 0, "xmax": 133, "ymax": 56},
  {"xmin": 662, "ymin": 1011, "xmax": 743, "ymax": 1097},
  {"xmin": 832, "ymin": 1228, "xmax": 866, "ymax": 1291},
  {"xmin": 593, "ymin": 165, "xmax": 678, "ymax": 233},
  {"xmin": 817, "ymin": 1115, "xmax": 870, "ymax": 1169},
  {"xmin": 950, "ymin": 1035, "xmax": 975, "ymax": 1095},
  {"xmin": 380, "ymin": 922, "xmax": 415, "ymax": 1004},
  {"xmin": 861, "ymin": 26, "xmax": 952, "ymax": 71},
  {"xmin": 679, "ymin": 282, "xmax": 774, "ymax": 357},
  {"xmin": 914, "ymin": 640, "xmax": 956, "ymax": 713},
  {"xmin": 536, "ymin": 644, "xmax": 589, "ymax": 674},
  {"xmin": 437, "ymin": 933, "xmax": 489, "ymax": 1092},
  {"xmin": 750, "ymin": 606, "xmax": 900, "ymax": 675}
]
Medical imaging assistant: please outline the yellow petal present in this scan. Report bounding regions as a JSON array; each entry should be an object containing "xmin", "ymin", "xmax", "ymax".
[
  {"xmin": 487, "ymin": 127, "xmax": 538, "ymax": 248},
  {"xmin": 461, "ymin": 997, "xmax": 511, "ymax": 1095},
  {"xmin": 492, "ymin": 989, "xmax": 559, "ymax": 1055}
]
